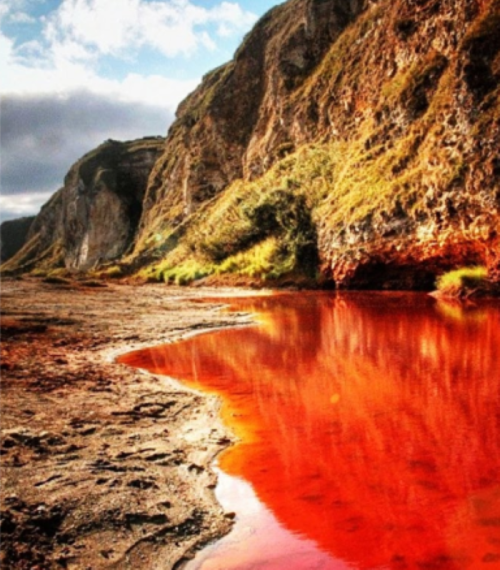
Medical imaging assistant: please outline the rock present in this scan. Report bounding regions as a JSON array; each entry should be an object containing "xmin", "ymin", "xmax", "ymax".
[
  {"xmin": 135, "ymin": 0, "xmax": 365, "ymax": 245},
  {"xmin": 2, "ymin": 137, "xmax": 164, "ymax": 273},
  {"xmin": 132, "ymin": 0, "xmax": 500, "ymax": 288},
  {"xmin": 0, "ymin": 216, "xmax": 35, "ymax": 263}
]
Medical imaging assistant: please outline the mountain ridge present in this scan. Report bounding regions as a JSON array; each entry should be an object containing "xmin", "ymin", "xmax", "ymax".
[{"xmin": 0, "ymin": 217, "xmax": 35, "ymax": 263}]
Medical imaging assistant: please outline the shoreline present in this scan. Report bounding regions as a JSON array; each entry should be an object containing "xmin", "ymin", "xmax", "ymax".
[{"xmin": 0, "ymin": 278, "xmax": 256, "ymax": 569}]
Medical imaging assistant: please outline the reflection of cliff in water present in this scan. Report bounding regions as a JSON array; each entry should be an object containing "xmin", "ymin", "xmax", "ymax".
[{"xmin": 119, "ymin": 293, "xmax": 500, "ymax": 569}]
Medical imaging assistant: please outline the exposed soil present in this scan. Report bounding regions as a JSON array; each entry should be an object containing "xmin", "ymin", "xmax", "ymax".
[{"xmin": 0, "ymin": 277, "xmax": 254, "ymax": 569}]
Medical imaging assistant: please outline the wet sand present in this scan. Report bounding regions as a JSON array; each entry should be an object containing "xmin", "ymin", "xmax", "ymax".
[{"xmin": 0, "ymin": 277, "xmax": 254, "ymax": 569}]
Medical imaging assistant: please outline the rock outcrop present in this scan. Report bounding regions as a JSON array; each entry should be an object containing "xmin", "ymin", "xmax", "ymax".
[
  {"xmin": 138, "ymin": 0, "xmax": 364, "ymax": 237},
  {"xmin": 0, "ymin": 216, "xmax": 35, "ymax": 263},
  {"xmin": 131, "ymin": 0, "xmax": 499, "ymax": 289},
  {"xmin": 2, "ymin": 137, "xmax": 164, "ymax": 273},
  {"xmin": 4, "ymin": 0, "xmax": 499, "ymax": 289}
]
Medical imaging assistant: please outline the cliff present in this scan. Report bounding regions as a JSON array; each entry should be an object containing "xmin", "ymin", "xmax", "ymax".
[
  {"xmin": 0, "ymin": 216, "xmax": 35, "ymax": 263},
  {"xmin": 137, "ymin": 0, "xmax": 364, "ymax": 239},
  {"xmin": 130, "ymin": 0, "xmax": 499, "ymax": 289},
  {"xmin": 5, "ymin": 0, "xmax": 500, "ymax": 289},
  {"xmin": 1, "ymin": 137, "xmax": 164, "ymax": 274}
]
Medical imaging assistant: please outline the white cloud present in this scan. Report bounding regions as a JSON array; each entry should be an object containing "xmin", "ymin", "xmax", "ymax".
[
  {"xmin": 0, "ymin": 0, "xmax": 260, "ymax": 219},
  {"xmin": 38, "ymin": 0, "xmax": 258, "ymax": 64},
  {"xmin": 0, "ymin": 1, "xmax": 257, "ymax": 104},
  {"xmin": 1, "ymin": 90, "xmax": 174, "ymax": 200},
  {"xmin": 212, "ymin": 1, "xmax": 256, "ymax": 35},
  {"xmin": 115, "ymin": 73, "xmax": 199, "ymax": 107},
  {"xmin": 0, "ymin": 191, "xmax": 54, "ymax": 221},
  {"xmin": 0, "ymin": 0, "xmax": 38, "ymax": 24},
  {"xmin": 0, "ymin": 28, "xmax": 198, "ymax": 108},
  {"xmin": 8, "ymin": 11, "xmax": 35, "ymax": 23},
  {"xmin": 43, "ymin": 0, "xmax": 138, "ymax": 60}
]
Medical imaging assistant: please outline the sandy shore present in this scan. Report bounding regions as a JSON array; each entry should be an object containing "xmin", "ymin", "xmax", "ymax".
[{"xmin": 0, "ymin": 277, "xmax": 255, "ymax": 569}]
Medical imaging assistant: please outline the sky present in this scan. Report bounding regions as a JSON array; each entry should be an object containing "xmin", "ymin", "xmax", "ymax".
[{"xmin": 0, "ymin": 0, "xmax": 280, "ymax": 221}]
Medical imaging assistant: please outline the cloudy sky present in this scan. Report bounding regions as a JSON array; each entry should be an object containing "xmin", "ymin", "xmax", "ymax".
[{"xmin": 0, "ymin": 0, "xmax": 279, "ymax": 221}]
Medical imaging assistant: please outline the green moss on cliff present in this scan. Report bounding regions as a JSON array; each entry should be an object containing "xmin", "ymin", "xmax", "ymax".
[{"xmin": 139, "ymin": 145, "xmax": 330, "ymax": 284}]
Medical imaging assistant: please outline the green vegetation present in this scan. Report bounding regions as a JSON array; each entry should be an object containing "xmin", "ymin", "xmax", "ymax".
[
  {"xmin": 436, "ymin": 266, "xmax": 489, "ymax": 297},
  {"xmin": 138, "ymin": 145, "xmax": 331, "ymax": 285},
  {"xmin": 161, "ymin": 260, "xmax": 213, "ymax": 285}
]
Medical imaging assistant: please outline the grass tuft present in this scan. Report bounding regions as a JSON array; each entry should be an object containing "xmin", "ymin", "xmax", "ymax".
[{"xmin": 161, "ymin": 260, "xmax": 213, "ymax": 285}]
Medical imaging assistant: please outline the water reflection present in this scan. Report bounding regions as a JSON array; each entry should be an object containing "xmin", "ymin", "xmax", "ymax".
[{"xmin": 118, "ymin": 292, "xmax": 500, "ymax": 569}]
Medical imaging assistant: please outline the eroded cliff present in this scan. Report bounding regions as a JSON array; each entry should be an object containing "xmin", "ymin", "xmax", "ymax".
[
  {"xmin": 130, "ymin": 0, "xmax": 499, "ymax": 289},
  {"xmin": 2, "ymin": 137, "xmax": 164, "ymax": 274},
  {"xmin": 0, "ymin": 216, "xmax": 35, "ymax": 263}
]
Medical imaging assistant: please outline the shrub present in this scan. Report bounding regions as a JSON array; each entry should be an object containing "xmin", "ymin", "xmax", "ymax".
[
  {"xmin": 217, "ymin": 237, "xmax": 278, "ymax": 279},
  {"xmin": 101, "ymin": 266, "xmax": 123, "ymax": 279},
  {"xmin": 195, "ymin": 187, "xmax": 319, "ymax": 278}
]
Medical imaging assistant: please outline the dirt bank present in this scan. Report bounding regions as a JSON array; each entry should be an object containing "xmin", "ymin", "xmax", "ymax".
[{"xmin": 0, "ymin": 277, "xmax": 254, "ymax": 569}]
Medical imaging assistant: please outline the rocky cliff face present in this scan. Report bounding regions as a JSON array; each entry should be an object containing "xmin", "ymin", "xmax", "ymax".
[
  {"xmin": 2, "ymin": 138, "xmax": 164, "ymax": 273},
  {"xmin": 136, "ymin": 0, "xmax": 365, "ymax": 247},
  {"xmin": 5, "ymin": 0, "xmax": 499, "ymax": 289},
  {"xmin": 0, "ymin": 217, "xmax": 35, "ymax": 263},
  {"xmin": 305, "ymin": 0, "xmax": 500, "ymax": 288},
  {"xmin": 131, "ymin": 0, "xmax": 499, "ymax": 289}
]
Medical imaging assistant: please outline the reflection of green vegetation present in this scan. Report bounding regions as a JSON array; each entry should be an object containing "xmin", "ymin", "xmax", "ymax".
[
  {"xmin": 436, "ymin": 298, "xmax": 487, "ymax": 323},
  {"xmin": 436, "ymin": 266, "xmax": 488, "ymax": 298}
]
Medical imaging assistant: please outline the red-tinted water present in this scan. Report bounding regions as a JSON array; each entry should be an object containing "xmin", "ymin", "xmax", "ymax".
[{"xmin": 118, "ymin": 292, "xmax": 500, "ymax": 569}]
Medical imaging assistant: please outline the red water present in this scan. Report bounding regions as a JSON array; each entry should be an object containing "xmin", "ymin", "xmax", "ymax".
[{"xmin": 118, "ymin": 292, "xmax": 500, "ymax": 569}]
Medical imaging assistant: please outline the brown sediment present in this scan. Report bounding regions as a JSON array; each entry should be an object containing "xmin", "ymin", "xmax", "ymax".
[{"xmin": 0, "ymin": 277, "xmax": 254, "ymax": 570}]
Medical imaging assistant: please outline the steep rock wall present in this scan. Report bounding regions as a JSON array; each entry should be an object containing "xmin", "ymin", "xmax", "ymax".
[
  {"xmin": 296, "ymin": 0, "xmax": 500, "ymax": 287},
  {"xmin": 4, "ymin": 0, "xmax": 499, "ymax": 288},
  {"xmin": 136, "ymin": 0, "xmax": 366, "ymax": 248},
  {"xmin": 2, "ymin": 138, "xmax": 164, "ymax": 273},
  {"xmin": 135, "ymin": 0, "xmax": 499, "ymax": 288}
]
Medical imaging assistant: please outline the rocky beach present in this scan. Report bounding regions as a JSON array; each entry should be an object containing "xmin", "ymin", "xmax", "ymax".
[{"xmin": 0, "ymin": 278, "xmax": 253, "ymax": 569}]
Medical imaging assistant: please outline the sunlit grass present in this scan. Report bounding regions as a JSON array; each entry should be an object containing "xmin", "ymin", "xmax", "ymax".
[
  {"xmin": 217, "ymin": 237, "xmax": 280, "ymax": 279},
  {"xmin": 161, "ymin": 260, "xmax": 213, "ymax": 285},
  {"xmin": 102, "ymin": 266, "xmax": 123, "ymax": 279}
]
